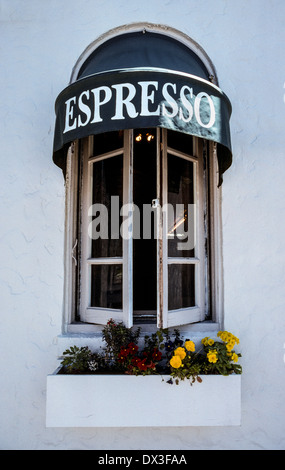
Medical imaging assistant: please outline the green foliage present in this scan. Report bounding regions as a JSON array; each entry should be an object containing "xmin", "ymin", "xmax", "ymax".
[
  {"xmin": 170, "ymin": 361, "xmax": 202, "ymax": 385},
  {"xmin": 60, "ymin": 346, "xmax": 106, "ymax": 374},
  {"xmin": 168, "ymin": 331, "xmax": 242, "ymax": 385},
  {"xmin": 60, "ymin": 346, "xmax": 93, "ymax": 374},
  {"xmin": 101, "ymin": 319, "xmax": 141, "ymax": 368},
  {"xmin": 59, "ymin": 321, "xmax": 242, "ymax": 386},
  {"xmin": 143, "ymin": 328, "xmax": 168, "ymax": 354},
  {"xmin": 201, "ymin": 340, "xmax": 242, "ymax": 376},
  {"xmin": 199, "ymin": 331, "xmax": 242, "ymax": 376}
]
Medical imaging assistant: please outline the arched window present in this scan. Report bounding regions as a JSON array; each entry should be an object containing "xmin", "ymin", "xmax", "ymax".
[{"xmin": 52, "ymin": 24, "xmax": 232, "ymax": 331}]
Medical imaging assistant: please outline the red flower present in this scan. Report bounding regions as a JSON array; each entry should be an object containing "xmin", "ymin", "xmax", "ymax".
[
  {"xmin": 117, "ymin": 347, "xmax": 129, "ymax": 362},
  {"xmin": 131, "ymin": 356, "xmax": 140, "ymax": 366},
  {"xmin": 118, "ymin": 353, "xmax": 126, "ymax": 363},
  {"xmin": 127, "ymin": 343, "xmax": 138, "ymax": 355},
  {"xmin": 152, "ymin": 348, "xmax": 162, "ymax": 361},
  {"xmin": 137, "ymin": 358, "xmax": 148, "ymax": 371}
]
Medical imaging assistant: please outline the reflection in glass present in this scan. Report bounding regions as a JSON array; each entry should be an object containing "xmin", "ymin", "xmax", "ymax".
[
  {"xmin": 91, "ymin": 265, "xmax": 122, "ymax": 309},
  {"xmin": 167, "ymin": 154, "xmax": 195, "ymax": 257},
  {"xmin": 91, "ymin": 154, "xmax": 123, "ymax": 258},
  {"xmin": 168, "ymin": 264, "xmax": 195, "ymax": 310}
]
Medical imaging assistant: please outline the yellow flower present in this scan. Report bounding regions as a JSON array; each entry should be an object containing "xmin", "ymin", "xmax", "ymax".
[
  {"xmin": 231, "ymin": 353, "xmax": 239, "ymax": 363},
  {"xmin": 201, "ymin": 337, "xmax": 209, "ymax": 346},
  {"xmin": 220, "ymin": 331, "xmax": 231, "ymax": 342},
  {"xmin": 226, "ymin": 340, "xmax": 235, "ymax": 352},
  {"xmin": 170, "ymin": 355, "xmax": 182, "ymax": 368},
  {"xmin": 208, "ymin": 338, "xmax": 215, "ymax": 346},
  {"xmin": 207, "ymin": 350, "xmax": 218, "ymax": 363},
  {"xmin": 185, "ymin": 340, "xmax": 195, "ymax": 352},
  {"xmin": 233, "ymin": 335, "xmax": 240, "ymax": 345},
  {"xmin": 174, "ymin": 347, "xmax": 186, "ymax": 360},
  {"xmin": 218, "ymin": 330, "xmax": 240, "ymax": 347}
]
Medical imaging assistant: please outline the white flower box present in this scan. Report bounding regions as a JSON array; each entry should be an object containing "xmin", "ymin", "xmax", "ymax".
[{"xmin": 46, "ymin": 369, "xmax": 241, "ymax": 427}]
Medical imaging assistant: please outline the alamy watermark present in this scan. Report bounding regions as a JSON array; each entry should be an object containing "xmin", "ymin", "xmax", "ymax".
[{"xmin": 88, "ymin": 196, "xmax": 196, "ymax": 251}]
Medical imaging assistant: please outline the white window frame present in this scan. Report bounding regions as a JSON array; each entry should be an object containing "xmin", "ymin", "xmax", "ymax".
[
  {"xmin": 62, "ymin": 129, "xmax": 223, "ymax": 335},
  {"xmin": 159, "ymin": 129, "xmax": 205, "ymax": 328},
  {"xmin": 79, "ymin": 132, "xmax": 133, "ymax": 327}
]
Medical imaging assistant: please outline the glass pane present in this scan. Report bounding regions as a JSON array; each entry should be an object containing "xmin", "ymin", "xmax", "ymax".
[
  {"xmin": 93, "ymin": 130, "xmax": 124, "ymax": 156},
  {"xmin": 168, "ymin": 264, "xmax": 195, "ymax": 310},
  {"xmin": 133, "ymin": 128, "xmax": 157, "ymax": 313},
  {"xmin": 167, "ymin": 129, "xmax": 193, "ymax": 155},
  {"xmin": 167, "ymin": 153, "xmax": 195, "ymax": 257},
  {"xmin": 91, "ymin": 265, "xmax": 122, "ymax": 309},
  {"xmin": 91, "ymin": 154, "xmax": 123, "ymax": 258}
]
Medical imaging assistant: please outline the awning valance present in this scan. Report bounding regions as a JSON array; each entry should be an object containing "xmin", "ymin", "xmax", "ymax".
[
  {"xmin": 53, "ymin": 67, "xmax": 232, "ymax": 182},
  {"xmin": 52, "ymin": 30, "xmax": 232, "ymax": 183}
]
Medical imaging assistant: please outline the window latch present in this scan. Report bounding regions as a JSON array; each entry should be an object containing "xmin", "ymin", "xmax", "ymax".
[
  {"xmin": 151, "ymin": 198, "xmax": 160, "ymax": 209},
  {"xmin": 72, "ymin": 239, "xmax": 78, "ymax": 266}
]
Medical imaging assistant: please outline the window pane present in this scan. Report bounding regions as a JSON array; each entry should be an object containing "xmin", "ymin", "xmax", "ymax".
[
  {"xmin": 167, "ymin": 154, "xmax": 195, "ymax": 257},
  {"xmin": 167, "ymin": 130, "xmax": 193, "ymax": 155},
  {"xmin": 91, "ymin": 154, "xmax": 123, "ymax": 258},
  {"xmin": 91, "ymin": 265, "xmax": 122, "ymax": 309},
  {"xmin": 133, "ymin": 128, "xmax": 157, "ymax": 313},
  {"xmin": 93, "ymin": 130, "xmax": 124, "ymax": 156},
  {"xmin": 168, "ymin": 264, "xmax": 195, "ymax": 310}
]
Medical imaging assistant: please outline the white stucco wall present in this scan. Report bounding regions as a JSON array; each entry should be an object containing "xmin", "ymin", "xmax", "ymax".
[{"xmin": 1, "ymin": 0, "xmax": 285, "ymax": 450}]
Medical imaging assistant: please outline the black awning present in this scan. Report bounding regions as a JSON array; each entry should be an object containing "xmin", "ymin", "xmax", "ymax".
[
  {"xmin": 52, "ymin": 31, "xmax": 232, "ymax": 183},
  {"xmin": 76, "ymin": 31, "xmax": 210, "ymax": 80}
]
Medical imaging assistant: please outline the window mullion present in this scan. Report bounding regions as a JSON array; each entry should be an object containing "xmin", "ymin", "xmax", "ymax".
[
  {"xmin": 195, "ymin": 137, "xmax": 206, "ymax": 322},
  {"xmin": 122, "ymin": 129, "xmax": 133, "ymax": 328},
  {"xmin": 79, "ymin": 136, "xmax": 94, "ymax": 322},
  {"xmin": 158, "ymin": 129, "xmax": 168, "ymax": 328},
  {"xmin": 167, "ymin": 258, "xmax": 200, "ymax": 264},
  {"xmin": 87, "ymin": 258, "xmax": 123, "ymax": 264}
]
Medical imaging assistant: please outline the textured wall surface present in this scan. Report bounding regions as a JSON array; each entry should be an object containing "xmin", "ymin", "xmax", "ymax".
[{"xmin": 0, "ymin": 0, "xmax": 285, "ymax": 450}]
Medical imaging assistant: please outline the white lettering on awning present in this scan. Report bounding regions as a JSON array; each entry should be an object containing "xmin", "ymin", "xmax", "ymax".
[{"xmin": 63, "ymin": 80, "xmax": 216, "ymax": 134}]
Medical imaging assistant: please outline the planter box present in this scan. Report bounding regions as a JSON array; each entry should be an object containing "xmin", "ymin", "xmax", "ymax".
[{"xmin": 46, "ymin": 370, "xmax": 241, "ymax": 427}]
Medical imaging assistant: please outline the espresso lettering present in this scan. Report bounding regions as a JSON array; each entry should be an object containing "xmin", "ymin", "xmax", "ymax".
[
  {"xmin": 138, "ymin": 80, "xmax": 160, "ymax": 116},
  {"xmin": 194, "ymin": 91, "xmax": 215, "ymax": 128},
  {"xmin": 63, "ymin": 96, "xmax": 77, "ymax": 133},
  {"xmin": 179, "ymin": 85, "xmax": 193, "ymax": 123},
  {"xmin": 78, "ymin": 90, "xmax": 91, "ymax": 127},
  {"xmin": 91, "ymin": 85, "xmax": 112, "ymax": 123},
  {"xmin": 62, "ymin": 79, "xmax": 217, "ymax": 135},
  {"xmin": 111, "ymin": 83, "xmax": 138, "ymax": 120},
  {"xmin": 161, "ymin": 82, "xmax": 178, "ymax": 117}
]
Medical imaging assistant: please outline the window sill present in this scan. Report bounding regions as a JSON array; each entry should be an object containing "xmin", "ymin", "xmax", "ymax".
[
  {"xmin": 64, "ymin": 320, "xmax": 221, "ymax": 335},
  {"xmin": 46, "ymin": 370, "xmax": 241, "ymax": 427}
]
